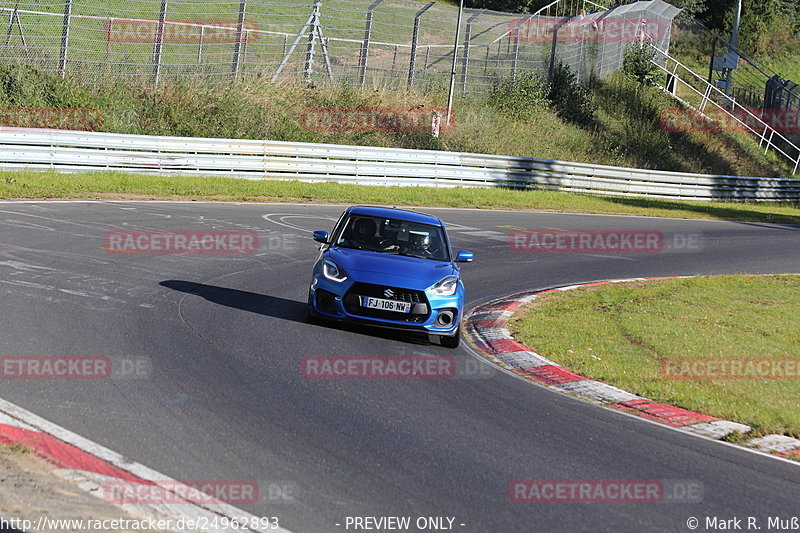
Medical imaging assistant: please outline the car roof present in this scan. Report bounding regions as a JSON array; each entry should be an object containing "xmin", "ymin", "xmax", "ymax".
[{"xmin": 347, "ymin": 206, "xmax": 443, "ymax": 226}]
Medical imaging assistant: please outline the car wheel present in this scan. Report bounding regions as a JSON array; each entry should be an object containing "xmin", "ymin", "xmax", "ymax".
[
  {"xmin": 306, "ymin": 295, "xmax": 319, "ymax": 324},
  {"xmin": 439, "ymin": 326, "xmax": 461, "ymax": 349}
]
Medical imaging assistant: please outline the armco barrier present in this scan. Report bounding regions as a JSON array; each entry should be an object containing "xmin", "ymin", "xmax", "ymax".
[{"xmin": 0, "ymin": 127, "xmax": 798, "ymax": 201}]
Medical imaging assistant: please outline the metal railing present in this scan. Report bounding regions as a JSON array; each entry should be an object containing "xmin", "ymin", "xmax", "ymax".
[
  {"xmin": 648, "ymin": 46, "xmax": 800, "ymax": 174},
  {"xmin": 0, "ymin": 127, "xmax": 797, "ymax": 201}
]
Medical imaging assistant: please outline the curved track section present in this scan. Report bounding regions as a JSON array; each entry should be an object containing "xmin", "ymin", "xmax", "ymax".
[{"xmin": 1, "ymin": 201, "xmax": 799, "ymax": 532}]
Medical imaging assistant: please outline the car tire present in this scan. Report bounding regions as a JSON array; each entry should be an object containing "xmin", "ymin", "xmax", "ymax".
[
  {"xmin": 306, "ymin": 295, "xmax": 320, "ymax": 324},
  {"xmin": 439, "ymin": 326, "xmax": 461, "ymax": 349}
]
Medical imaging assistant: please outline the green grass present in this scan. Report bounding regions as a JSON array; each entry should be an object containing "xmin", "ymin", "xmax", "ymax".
[
  {"xmin": 0, "ymin": 443, "xmax": 30, "ymax": 455},
  {"xmin": 509, "ymin": 275, "xmax": 800, "ymax": 438},
  {"xmin": 3, "ymin": 170, "xmax": 800, "ymax": 224}
]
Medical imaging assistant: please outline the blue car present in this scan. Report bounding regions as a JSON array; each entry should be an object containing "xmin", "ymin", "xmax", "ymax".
[{"xmin": 307, "ymin": 206, "xmax": 473, "ymax": 348}]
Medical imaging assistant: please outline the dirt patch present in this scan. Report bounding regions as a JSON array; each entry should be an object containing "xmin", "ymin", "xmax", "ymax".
[{"xmin": 0, "ymin": 448, "xmax": 173, "ymax": 532}]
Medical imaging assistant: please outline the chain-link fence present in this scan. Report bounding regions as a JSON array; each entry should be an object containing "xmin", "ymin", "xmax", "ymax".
[
  {"xmin": 667, "ymin": 11, "xmax": 800, "ymax": 154},
  {"xmin": 0, "ymin": 0, "xmax": 679, "ymax": 90}
]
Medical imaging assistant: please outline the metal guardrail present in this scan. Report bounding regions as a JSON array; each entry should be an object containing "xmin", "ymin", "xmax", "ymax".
[{"xmin": 0, "ymin": 127, "xmax": 798, "ymax": 201}]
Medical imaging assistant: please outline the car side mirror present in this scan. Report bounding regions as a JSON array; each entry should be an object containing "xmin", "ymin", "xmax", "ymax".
[
  {"xmin": 313, "ymin": 230, "xmax": 329, "ymax": 244},
  {"xmin": 455, "ymin": 250, "xmax": 473, "ymax": 262}
]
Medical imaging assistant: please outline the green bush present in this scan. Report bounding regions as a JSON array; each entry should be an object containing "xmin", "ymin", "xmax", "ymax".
[
  {"xmin": 489, "ymin": 71, "xmax": 550, "ymax": 120},
  {"xmin": 548, "ymin": 62, "xmax": 596, "ymax": 127},
  {"xmin": 622, "ymin": 43, "xmax": 657, "ymax": 84}
]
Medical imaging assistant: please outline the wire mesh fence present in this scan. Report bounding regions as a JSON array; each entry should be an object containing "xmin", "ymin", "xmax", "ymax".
[
  {"xmin": 0, "ymin": 0, "xmax": 678, "ymax": 90},
  {"xmin": 666, "ymin": 11, "xmax": 800, "ymax": 158}
]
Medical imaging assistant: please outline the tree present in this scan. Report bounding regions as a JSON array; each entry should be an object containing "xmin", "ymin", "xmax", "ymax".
[{"xmin": 465, "ymin": 0, "xmax": 536, "ymax": 14}]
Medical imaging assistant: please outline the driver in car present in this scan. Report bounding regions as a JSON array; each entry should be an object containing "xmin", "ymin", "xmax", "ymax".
[
  {"xmin": 407, "ymin": 232, "xmax": 441, "ymax": 259},
  {"xmin": 342, "ymin": 218, "xmax": 398, "ymax": 252}
]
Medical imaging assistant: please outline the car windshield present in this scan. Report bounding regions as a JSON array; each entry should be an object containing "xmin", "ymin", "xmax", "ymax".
[{"xmin": 334, "ymin": 215, "xmax": 450, "ymax": 261}]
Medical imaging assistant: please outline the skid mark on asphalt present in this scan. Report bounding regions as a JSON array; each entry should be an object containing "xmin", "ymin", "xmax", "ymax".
[
  {"xmin": 440, "ymin": 222, "xmax": 508, "ymax": 243},
  {"xmin": 262, "ymin": 213, "xmax": 337, "ymax": 236},
  {"xmin": 0, "ymin": 254, "xmax": 159, "ymax": 310},
  {"xmin": 0, "ymin": 208, "xmax": 118, "ymax": 233}
]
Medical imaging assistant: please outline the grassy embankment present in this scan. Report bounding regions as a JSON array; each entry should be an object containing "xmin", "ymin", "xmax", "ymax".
[
  {"xmin": 2, "ymin": 63, "xmax": 799, "ymax": 222},
  {"xmin": 510, "ymin": 275, "xmax": 800, "ymax": 440}
]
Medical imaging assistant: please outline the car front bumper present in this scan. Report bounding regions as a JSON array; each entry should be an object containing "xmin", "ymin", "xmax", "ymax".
[{"xmin": 309, "ymin": 276, "xmax": 462, "ymax": 336}]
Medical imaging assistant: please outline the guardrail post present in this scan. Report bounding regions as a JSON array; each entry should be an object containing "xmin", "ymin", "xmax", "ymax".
[
  {"xmin": 231, "ymin": 0, "xmax": 248, "ymax": 78},
  {"xmin": 407, "ymin": 2, "xmax": 433, "ymax": 90},
  {"xmin": 58, "ymin": 0, "xmax": 72, "ymax": 77},
  {"xmin": 358, "ymin": 0, "xmax": 383, "ymax": 87},
  {"xmin": 152, "ymin": 0, "xmax": 168, "ymax": 85}
]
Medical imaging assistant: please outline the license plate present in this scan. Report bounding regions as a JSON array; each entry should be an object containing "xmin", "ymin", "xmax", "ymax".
[{"xmin": 361, "ymin": 296, "xmax": 411, "ymax": 313}]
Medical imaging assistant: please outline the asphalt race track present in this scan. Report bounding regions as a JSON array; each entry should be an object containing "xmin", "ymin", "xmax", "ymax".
[{"xmin": 1, "ymin": 201, "xmax": 799, "ymax": 533}]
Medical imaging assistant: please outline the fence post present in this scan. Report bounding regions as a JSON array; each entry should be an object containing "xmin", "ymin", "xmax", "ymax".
[
  {"xmin": 511, "ymin": 22, "xmax": 520, "ymax": 78},
  {"xmin": 445, "ymin": 0, "xmax": 464, "ymax": 126},
  {"xmin": 547, "ymin": 18, "xmax": 562, "ymax": 83},
  {"xmin": 58, "ymin": 0, "xmax": 72, "ymax": 77},
  {"xmin": 152, "ymin": 0, "xmax": 167, "ymax": 85},
  {"xmin": 272, "ymin": 3, "xmax": 317, "ymax": 82},
  {"xmin": 304, "ymin": 10, "xmax": 315, "ymax": 82},
  {"xmin": 304, "ymin": 0, "xmax": 321, "ymax": 83},
  {"xmin": 358, "ymin": 0, "xmax": 383, "ymax": 87},
  {"xmin": 197, "ymin": 25, "xmax": 204, "ymax": 64},
  {"xmin": 231, "ymin": 0, "xmax": 248, "ymax": 78},
  {"xmin": 461, "ymin": 9, "xmax": 483, "ymax": 94},
  {"xmin": 407, "ymin": 1, "xmax": 433, "ymax": 90}
]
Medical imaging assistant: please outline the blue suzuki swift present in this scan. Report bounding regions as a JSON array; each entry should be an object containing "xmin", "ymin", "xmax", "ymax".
[{"xmin": 307, "ymin": 206, "xmax": 473, "ymax": 348}]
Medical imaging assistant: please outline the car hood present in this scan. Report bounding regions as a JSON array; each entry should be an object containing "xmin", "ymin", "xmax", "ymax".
[{"xmin": 327, "ymin": 247, "xmax": 457, "ymax": 290}]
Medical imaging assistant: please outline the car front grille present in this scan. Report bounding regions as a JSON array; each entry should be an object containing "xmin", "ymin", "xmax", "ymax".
[{"xmin": 344, "ymin": 282, "xmax": 429, "ymax": 323}]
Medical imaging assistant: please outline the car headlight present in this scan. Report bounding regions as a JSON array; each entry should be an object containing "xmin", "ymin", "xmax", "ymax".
[
  {"xmin": 430, "ymin": 275, "xmax": 459, "ymax": 296},
  {"xmin": 323, "ymin": 259, "xmax": 347, "ymax": 282}
]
